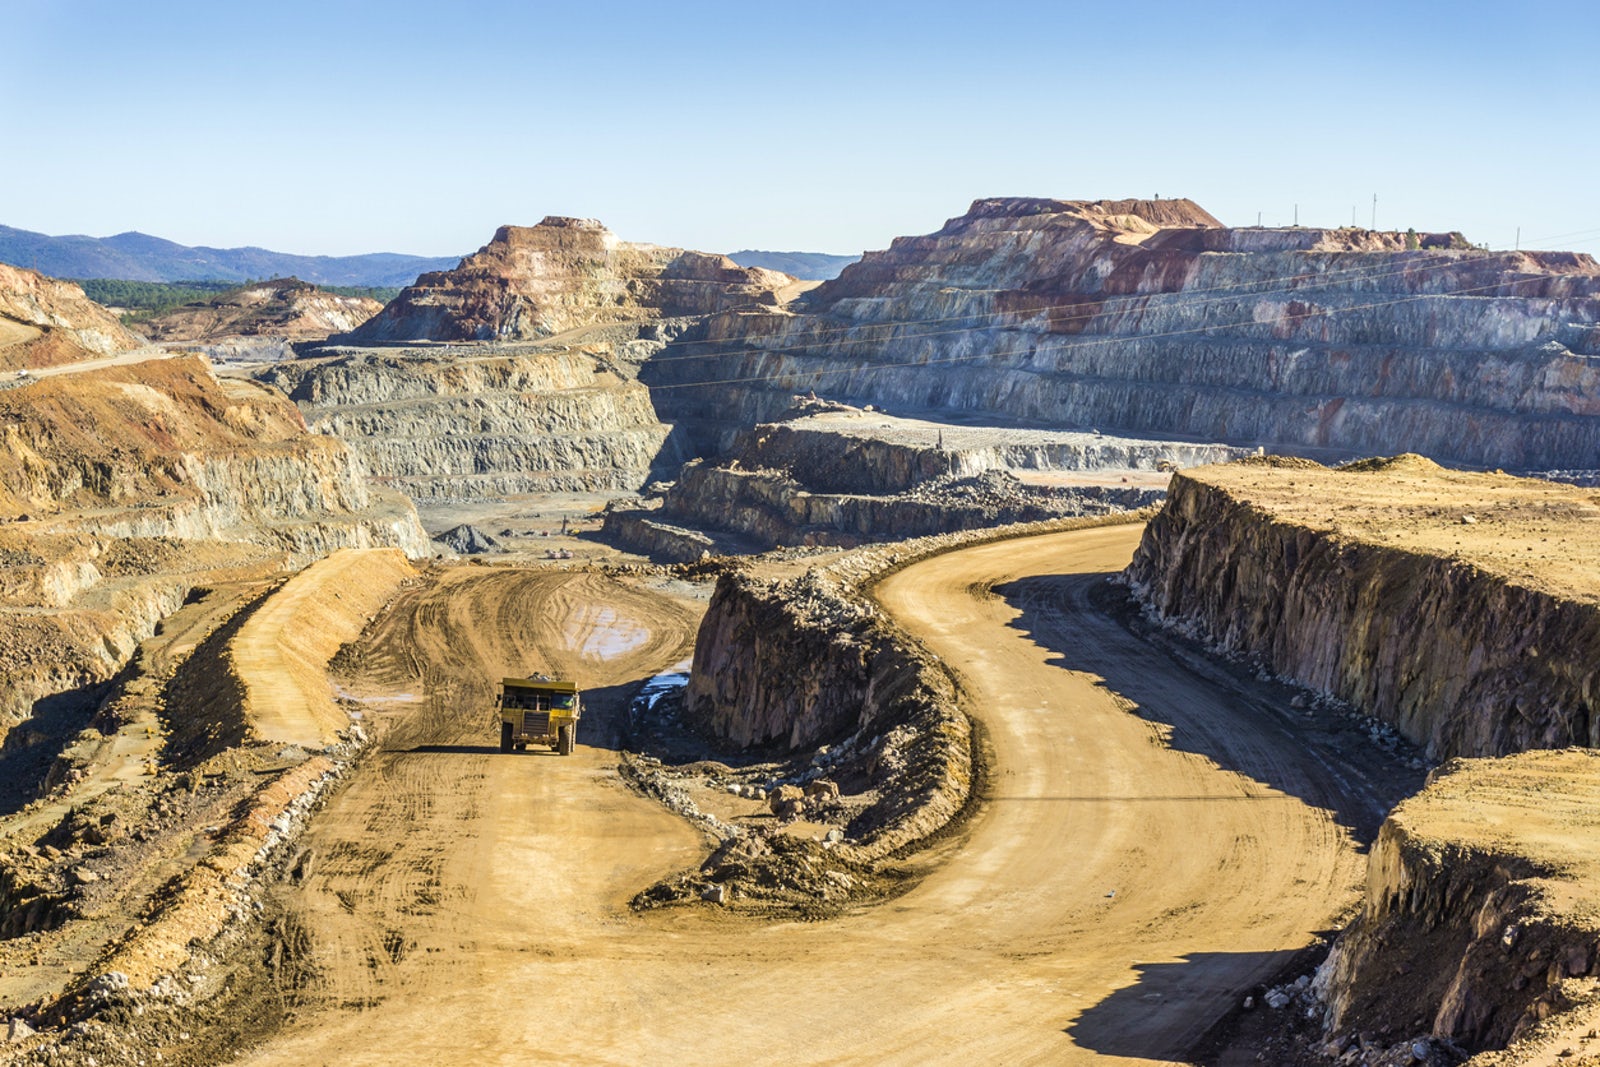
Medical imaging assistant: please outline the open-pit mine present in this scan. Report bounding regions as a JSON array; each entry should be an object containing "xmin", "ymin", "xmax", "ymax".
[{"xmin": 2, "ymin": 196, "xmax": 1600, "ymax": 1067}]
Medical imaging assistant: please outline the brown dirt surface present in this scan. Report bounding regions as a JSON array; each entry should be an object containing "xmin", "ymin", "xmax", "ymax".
[
  {"xmin": 0, "ymin": 264, "xmax": 140, "ymax": 371},
  {"xmin": 232, "ymin": 548, "xmax": 417, "ymax": 749},
  {"xmin": 1396, "ymin": 748, "xmax": 1600, "ymax": 923},
  {"xmin": 0, "ymin": 356, "xmax": 310, "ymax": 516},
  {"xmin": 1187, "ymin": 455, "xmax": 1600, "ymax": 604},
  {"xmin": 224, "ymin": 525, "xmax": 1411, "ymax": 1066}
]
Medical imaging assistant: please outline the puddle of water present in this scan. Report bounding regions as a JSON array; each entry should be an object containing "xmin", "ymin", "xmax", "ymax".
[
  {"xmin": 633, "ymin": 661, "xmax": 691, "ymax": 713},
  {"xmin": 568, "ymin": 605, "xmax": 650, "ymax": 659},
  {"xmin": 332, "ymin": 685, "xmax": 421, "ymax": 706}
]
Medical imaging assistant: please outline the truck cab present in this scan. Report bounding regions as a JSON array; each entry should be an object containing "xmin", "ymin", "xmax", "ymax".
[{"xmin": 497, "ymin": 676, "xmax": 580, "ymax": 755}]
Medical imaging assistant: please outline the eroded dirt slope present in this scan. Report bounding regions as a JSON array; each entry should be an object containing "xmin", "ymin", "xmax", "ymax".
[
  {"xmin": 138, "ymin": 279, "xmax": 383, "ymax": 343},
  {"xmin": 0, "ymin": 265, "xmax": 140, "ymax": 372}
]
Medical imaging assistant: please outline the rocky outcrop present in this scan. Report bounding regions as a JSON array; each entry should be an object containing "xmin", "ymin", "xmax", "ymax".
[
  {"xmin": 342, "ymin": 217, "xmax": 799, "ymax": 343},
  {"xmin": 257, "ymin": 219, "xmax": 804, "ymax": 506},
  {"xmin": 630, "ymin": 462, "xmax": 1159, "ymax": 552},
  {"xmin": 605, "ymin": 402, "xmax": 1238, "ymax": 555},
  {"xmin": 0, "ymin": 264, "xmax": 141, "ymax": 371},
  {"xmin": 1124, "ymin": 456, "xmax": 1600, "ymax": 761},
  {"xmin": 1313, "ymin": 748, "xmax": 1600, "ymax": 1058},
  {"xmin": 599, "ymin": 511, "xmax": 721, "ymax": 563},
  {"xmin": 1125, "ymin": 456, "xmax": 1600, "ymax": 1060},
  {"xmin": 680, "ymin": 515, "xmax": 1142, "ymax": 862},
  {"xmin": 686, "ymin": 568, "xmax": 890, "ymax": 750},
  {"xmin": 137, "ymin": 278, "xmax": 383, "ymax": 342},
  {"xmin": 0, "ymin": 356, "xmax": 428, "ymax": 728},
  {"xmin": 714, "ymin": 403, "xmax": 1249, "ymax": 494},
  {"xmin": 681, "ymin": 550, "xmax": 971, "ymax": 863},
  {"xmin": 645, "ymin": 197, "xmax": 1600, "ymax": 470},
  {"xmin": 258, "ymin": 344, "xmax": 685, "ymax": 500}
]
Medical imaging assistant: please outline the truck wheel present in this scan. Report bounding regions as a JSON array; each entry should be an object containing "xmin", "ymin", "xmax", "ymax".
[
  {"xmin": 558, "ymin": 723, "xmax": 576, "ymax": 756},
  {"xmin": 500, "ymin": 722, "xmax": 513, "ymax": 753}
]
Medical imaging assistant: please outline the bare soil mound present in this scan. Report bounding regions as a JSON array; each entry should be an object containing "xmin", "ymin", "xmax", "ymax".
[
  {"xmin": 0, "ymin": 264, "xmax": 140, "ymax": 372},
  {"xmin": 138, "ymin": 278, "xmax": 383, "ymax": 343}
]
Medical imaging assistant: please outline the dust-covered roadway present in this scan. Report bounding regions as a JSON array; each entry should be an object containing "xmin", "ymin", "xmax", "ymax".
[{"xmin": 241, "ymin": 526, "xmax": 1401, "ymax": 1066}]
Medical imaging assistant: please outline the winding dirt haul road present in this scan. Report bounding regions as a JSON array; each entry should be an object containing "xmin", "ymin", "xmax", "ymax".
[{"xmin": 241, "ymin": 526, "xmax": 1405, "ymax": 1066}]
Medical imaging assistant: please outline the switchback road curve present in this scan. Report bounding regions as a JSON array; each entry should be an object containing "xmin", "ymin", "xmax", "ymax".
[{"xmin": 241, "ymin": 526, "xmax": 1402, "ymax": 1066}]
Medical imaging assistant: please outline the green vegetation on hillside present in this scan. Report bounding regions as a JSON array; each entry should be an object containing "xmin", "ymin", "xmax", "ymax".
[
  {"xmin": 322, "ymin": 283, "xmax": 402, "ymax": 303},
  {"xmin": 75, "ymin": 278, "xmax": 400, "ymax": 323},
  {"xmin": 77, "ymin": 278, "xmax": 232, "ymax": 316}
]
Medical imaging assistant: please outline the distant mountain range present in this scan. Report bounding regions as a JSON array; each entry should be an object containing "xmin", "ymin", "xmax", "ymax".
[
  {"xmin": 0, "ymin": 225, "xmax": 461, "ymax": 287},
  {"xmin": 726, "ymin": 250, "xmax": 859, "ymax": 280},
  {"xmin": 0, "ymin": 223, "xmax": 861, "ymax": 287}
]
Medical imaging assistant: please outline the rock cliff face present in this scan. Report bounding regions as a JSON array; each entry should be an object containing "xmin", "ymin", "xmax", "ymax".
[
  {"xmin": 645, "ymin": 197, "xmax": 1600, "ymax": 470},
  {"xmin": 1125, "ymin": 457, "xmax": 1600, "ymax": 1059},
  {"xmin": 681, "ymin": 543, "xmax": 975, "ymax": 862},
  {"xmin": 137, "ymin": 278, "xmax": 383, "ymax": 343},
  {"xmin": 631, "ymin": 462, "xmax": 1159, "ymax": 555},
  {"xmin": 257, "ymin": 217, "xmax": 801, "ymax": 503},
  {"xmin": 1124, "ymin": 457, "xmax": 1600, "ymax": 761},
  {"xmin": 686, "ymin": 569, "xmax": 887, "ymax": 751},
  {"xmin": 0, "ymin": 356, "xmax": 428, "ymax": 728},
  {"xmin": 605, "ymin": 402, "xmax": 1239, "ymax": 557},
  {"xmin": 342, "ymin": 217, "xmax": 800, "ymax": 343},
  {"xmin": 1314, "ymin": 749, "xmax": 1600, "ymax": 1057},
  {"xmin": 709, "ymin": 405, "xmax": 1247, "ymax": 495},
  {"xmin": 0, "ymin": 264, "xmax": 141, "ymax": 371},
  {"xmin": 258, "ymin": 344, "xmax": 684, "ymax": 500}
]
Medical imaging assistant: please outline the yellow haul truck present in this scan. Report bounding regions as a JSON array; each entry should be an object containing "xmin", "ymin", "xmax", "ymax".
[{"xmin": 497, "ymin": 676, "xmax": 580, "ymax": 755}]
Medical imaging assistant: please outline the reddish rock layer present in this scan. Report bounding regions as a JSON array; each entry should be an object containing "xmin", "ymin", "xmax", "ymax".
[
  {"xmin": 343, "ymin": 217, "xmax": 797, "ymax": 343},
  {"xmin": 646, "ymin": 196, "xmax": 1600, "ymax": 471}
]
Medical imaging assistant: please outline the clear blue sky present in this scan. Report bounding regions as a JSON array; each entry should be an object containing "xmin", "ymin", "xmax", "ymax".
[{"xmin": 4, "ymin": 0, "xmax": 1598, "ymax": 259}]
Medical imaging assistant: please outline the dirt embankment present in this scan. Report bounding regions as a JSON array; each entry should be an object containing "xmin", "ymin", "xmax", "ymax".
[
  {"xmin": 1125, "ymin": 456, "xmax": 1600, "ymax": 760},
  {"xmin": 1125, "ymin": 456, "xmax": 1600, "ymax": 1062},
  {"xmin": 1317, "ymin": 749, "xmax": 1600, "ymax": 1061},
  {"xmin": 0, "ymin": 549, "xmax": 418, "ymax": 1067},
  {"xmin": 0, "ymin": 265, "xmax": 140, "ymax": 372}
]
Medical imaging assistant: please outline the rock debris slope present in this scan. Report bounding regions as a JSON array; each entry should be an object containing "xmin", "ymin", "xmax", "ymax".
[{"xmin": 646, "ymin": 197, "xmax": 1600, "ymax": 470}]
